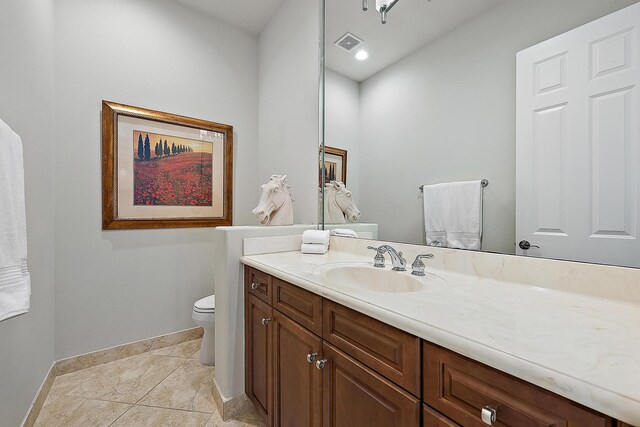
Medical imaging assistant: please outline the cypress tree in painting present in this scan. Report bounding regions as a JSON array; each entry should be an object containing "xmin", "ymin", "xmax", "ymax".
[
  {"xmin": 144, "ymin": 134, "xmax": 151, "ymax": 160},
  {"xmin": 137, "ymin": 134, "xmax": 144, "ymax": 160},
  {"xmin": 172, "ymin": 142, "xmax": 176, "ymax": 155},
  {"xmin": 164, "ymin": 140, "xmax": 169, "ymax": 156}
]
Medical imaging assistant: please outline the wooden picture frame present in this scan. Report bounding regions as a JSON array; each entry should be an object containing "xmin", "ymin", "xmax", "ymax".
[
  {"xmin": 102, "ymin": 100, "xmax": 233, "ymax": 229},
  {"xmin": 321, "ymin": 146, "xmax": 347, "ymax": 185}
]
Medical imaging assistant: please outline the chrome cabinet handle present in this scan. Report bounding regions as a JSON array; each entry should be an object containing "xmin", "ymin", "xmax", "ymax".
[
  {"xmin": 306, "ymin": 353, "xmax": 318, "ymax": 363},
  {"xmin": 261, "ymin": 317, "xmax": 271, "ymax": 326},
  {"xmin": 315, "ymin": 359, "xmax": 327, "ymax": 370},
  {"xmin": 519, "ymin": 240, "xmax": 540, "ymax": 250},
  {"xmin": 251, "ymin": 282, "xmax": 261, "ymax": 290},
  {"xmin": 481, "ymin": 405, "xmax": 497, "ymax": 425}
]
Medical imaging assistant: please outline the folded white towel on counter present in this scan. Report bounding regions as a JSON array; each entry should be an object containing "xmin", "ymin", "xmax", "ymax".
[
  {"xmin": 301, "ymin": 229, "xmax": 331, "ymax": 245},
  {"xmin": 330, "ymin": 228, "xmax": 358, "ymax": 238},
  {"xmin": 423, "ymin": 180, "xmax": 483, "ymax": 250},
  {"xmin": 301, "ymin": 243, "xmax": 329, "ymax": 254},
  {"xmin": 0, "ymin": 118, "xmax": 31, "ymax": 322}
]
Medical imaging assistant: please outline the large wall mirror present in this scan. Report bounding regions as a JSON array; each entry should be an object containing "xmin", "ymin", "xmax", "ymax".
[{"xmin": 320, "ymin": 0, "xmax": 640, "ymax": 268}]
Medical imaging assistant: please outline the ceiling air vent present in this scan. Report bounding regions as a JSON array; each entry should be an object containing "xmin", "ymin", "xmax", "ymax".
[{"xmin": 334, "ymin": 32, "xmax": 363, "ymax": 52}]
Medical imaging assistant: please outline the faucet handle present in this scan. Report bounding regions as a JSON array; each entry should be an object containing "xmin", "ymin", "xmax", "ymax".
[
  {"xmin": 411, "ymin": 254, "xmax": 434, "ymax": 276},
  {"xmin": 367, "ymin": 246, "xmax": 386, "ymax": 268}
]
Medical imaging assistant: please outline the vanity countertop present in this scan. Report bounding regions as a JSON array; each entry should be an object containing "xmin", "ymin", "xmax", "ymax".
[{"xmin": 240, "ymin": 247, "xmax": 640, "ymax": 425}]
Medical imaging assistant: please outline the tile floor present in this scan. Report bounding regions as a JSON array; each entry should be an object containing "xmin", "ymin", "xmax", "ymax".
[{"xmin": 34, "ymin": 339, "xmax": 266, "ymax": 427}]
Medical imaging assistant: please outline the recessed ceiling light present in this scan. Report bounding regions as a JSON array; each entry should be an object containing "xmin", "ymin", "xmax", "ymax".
[{"xmin": 354, "ymin": 50, "xmax": 369, "ymax": 61}]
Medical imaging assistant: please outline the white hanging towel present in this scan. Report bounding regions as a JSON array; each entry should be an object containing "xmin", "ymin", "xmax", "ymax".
[
  {"xmin": 423, "ymin": 183, "xmax": 447, "ymax": 247},
  {"xmin": 0, "ymin": 119, "xmax": 31, "ymax": 322},
  {"xmin": 423, "ymin": 180, "xmax": 483, "ymax": 250}
]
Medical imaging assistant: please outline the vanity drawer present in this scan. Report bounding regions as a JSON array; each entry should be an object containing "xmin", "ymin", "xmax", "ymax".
[
  {"xmin": 323, "ymin": 300, "xmax": 421, "ymax": 396},
  {"xmin": 246, "ymin": 266, "xmax": 272, "ymax": 304},
  {"xmin": 273, "ymin": 278, "xmax": 322, "ymax": 336},
  {"xmin": 423, "ymin": 342, "xmax": 612, "ymax": 427}
]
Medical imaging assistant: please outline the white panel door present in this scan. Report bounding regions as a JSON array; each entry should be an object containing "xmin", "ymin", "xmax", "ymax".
[{"xmin": 516, "ymin": 2, "xmax": 640, "ymax": 267}]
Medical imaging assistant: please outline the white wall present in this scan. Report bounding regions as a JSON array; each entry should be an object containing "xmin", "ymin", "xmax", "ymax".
[
  {"xmin": 325, "ymin": 69, "xmax": 360, "ymax": 206},
  {"xmin": 0, "ymin": 0, "xmax": 56, "ymax": 425},
  {"xmin": 54, "ymin": 0, "xmax": 260, "ymax": 359},
  {"xmin": 354, "ymin": 0, "xmax": 639, "ymax": 253},
  {"xmin": 258, "ymin": 0, "xmax": 320, "ymax": 225}
]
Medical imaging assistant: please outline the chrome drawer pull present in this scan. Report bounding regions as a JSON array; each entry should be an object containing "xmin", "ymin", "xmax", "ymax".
[
  {"xmin": 306, "ymin": 353, "xmax": 318, "ymax": 363},
  {"xmin": 315, "ymin": 359, "xmax": 327, "ymax": 370},
  {"xmin": 251, "ymin": 282, "xmax": 261, "ymax": 290},
  {"xmin": 261, "ymin": 317, "xmax": 271, "ymax": 326},
  {"xmin": 481, "ymin": 405, "xmax": 497, "ymax": 425}
]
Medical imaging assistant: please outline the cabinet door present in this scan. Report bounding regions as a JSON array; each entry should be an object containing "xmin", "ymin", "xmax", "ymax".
[
  {"xmin": 246, "ymin": 293, "xmax": 273, "ymax": 426},
  {"xmin": 322, "ymin": 342, "xmax": 420, "ymax": 427},
  {"xmin": 273, "ymin": 311, "xmax": 323, "ymax": 427}
]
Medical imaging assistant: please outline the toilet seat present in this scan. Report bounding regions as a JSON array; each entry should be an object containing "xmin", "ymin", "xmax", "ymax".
[{"xmin": 194, "ymin": 295, "xmax": 215, "ymax": 313}]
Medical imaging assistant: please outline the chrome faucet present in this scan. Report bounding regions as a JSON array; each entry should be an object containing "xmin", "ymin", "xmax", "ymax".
[
  {"xmin": 367, "ymin": 245, "xmax": 407, "ymax": 271},
  {"xmin": 411, "ymin": 254, "xmax": 434, "ymax": 276}
]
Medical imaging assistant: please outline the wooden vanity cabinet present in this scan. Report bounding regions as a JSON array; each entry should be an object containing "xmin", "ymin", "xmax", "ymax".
[{"xmin": 245, "ymin": 266, "xmax": 620, "ymax": 427}]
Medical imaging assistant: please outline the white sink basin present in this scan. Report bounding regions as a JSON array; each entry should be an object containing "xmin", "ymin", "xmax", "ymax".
[{"xmin": 318, "ymin": 264, "xmax": 433, "ymax": 293}]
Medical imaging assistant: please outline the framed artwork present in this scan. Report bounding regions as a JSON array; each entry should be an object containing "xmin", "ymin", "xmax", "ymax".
[
  {"xmin": 320, "ymin": 146, "xmax": 347, "ymax": 185},
  {"xmin": 102, "ymin": 100, "xmax": 233, "ymax": 229}
]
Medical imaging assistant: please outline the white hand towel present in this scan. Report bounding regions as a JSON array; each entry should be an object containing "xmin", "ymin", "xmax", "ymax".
[
  {"xmin": 423, "ymin": 180, "xmax": 483, "ymax": 250},
  {"xmin": 301, "ymin": 243, "xmax": 328, "ymax": 254},
  {"xmin": 330, "ymin": 228, "xmax": 358, "ymax": 238},
  {"xmin": 0, "ymin": 119, "xmax": 31, "ymax": 322},
  {"xmin": 301, "ymin": 229, "xmax": 331, "ymax": 245},
  {"xmin": 423, "ymin": 184, "xmax": 447, "ymax": 247}
]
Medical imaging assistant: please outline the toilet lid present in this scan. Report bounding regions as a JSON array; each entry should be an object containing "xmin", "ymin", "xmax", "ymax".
[{"xmin": 194, "ymin": 295, "xmax": 215, "ymax": 312}]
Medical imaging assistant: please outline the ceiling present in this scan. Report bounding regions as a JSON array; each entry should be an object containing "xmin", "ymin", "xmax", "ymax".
[
  {"xmin": 173, "ymin": 0, "xmax": 285, "ymax": 34},
  {"xmin": 326, "ymin": 0, "xmax": 505, "ymax": 82}
]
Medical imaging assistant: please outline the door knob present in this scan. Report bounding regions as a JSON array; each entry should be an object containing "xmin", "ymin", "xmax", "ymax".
[
  {"xmin": 306, "ymin": 353, "xmax": 318, "ymax": 363},
  {"xmin": 261, "ymin": 317, "xmax": 271, "ymax": 326},
  {"xmin": 251, "ymin": 282, "xmax": 261, "ymax": 290},
  {"xmin": 315, "ymin": 359, "xmax": 327, "ymax": 370},
  {"xmin": 519, "ymin": 240, "xmax": 540, "ymax": 250},
  {"xmin": 481, "ymin": 405, "xmax": 497, "ymax": 425}
]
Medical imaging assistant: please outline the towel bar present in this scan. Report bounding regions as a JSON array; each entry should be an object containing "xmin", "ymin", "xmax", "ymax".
[{"xmin": 419, "ymin": 179, "xmax": 488, "ymax": 193}]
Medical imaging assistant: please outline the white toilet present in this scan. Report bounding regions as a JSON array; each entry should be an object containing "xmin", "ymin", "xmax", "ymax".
[{"xmin": 192, "ymin": 295, "xmax": 215, "ymax": 365}]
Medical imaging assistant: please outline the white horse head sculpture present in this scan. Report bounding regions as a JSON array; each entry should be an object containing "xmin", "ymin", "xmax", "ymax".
[
  {"xmin": 324, "ymin": 181, "xmax": 360, "ymax": 224},
  {"xmin": 252, "ymin": 175, "xmax": 294, "ymax": 226}
]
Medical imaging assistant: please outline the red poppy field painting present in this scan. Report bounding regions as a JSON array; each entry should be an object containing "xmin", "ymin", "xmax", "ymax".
[
  {"xmin": 102, "ymin": 100, "xmax": 233, "ymax": 230},
  {"xmin": 132, "ymin": 131, "xmax": 213, "ymax": 207}
]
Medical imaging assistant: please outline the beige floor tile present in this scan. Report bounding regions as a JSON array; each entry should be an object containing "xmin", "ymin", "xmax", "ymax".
[
  {"xmin": 50, "ymin": 353, "xmax": 185, "ymax": 404},
  {"xmin": 205, "ymin": 409, "xmax": 266, "ymax": 427},
  {"xmin": 138, "ymin": 359, "xmax": 216, "ymax": 413},
  {"xmin": 190, "ymin": 348, "xmax": 201, "ymax": 360},
  {"xmin": 111, "ymin": 405, "xmax": 211, "ymax": 427},
  {"xmin": 34, "ymin": 394, "xmax": 130, "ymax": 427},
  {"xmin": 151, "ymin": 339, "xmax": 202, "ymax": 358}
]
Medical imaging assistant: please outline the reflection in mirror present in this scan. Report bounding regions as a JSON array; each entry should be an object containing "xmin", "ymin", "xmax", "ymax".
[{"xmin": 322, "ymin": 0, "xmax": 640, "ymax": 268}]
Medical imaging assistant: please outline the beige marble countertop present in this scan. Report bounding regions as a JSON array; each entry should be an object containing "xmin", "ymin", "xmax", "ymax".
[{"xmin": 240, "ymin": 244, "xmax": 640, "ymax": 425}]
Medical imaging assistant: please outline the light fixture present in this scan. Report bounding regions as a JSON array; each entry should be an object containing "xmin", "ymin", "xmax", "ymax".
[
  {"xmin": 363, "ymin": 0, "xmax": 431, "ymax": 25},
  {"xmin": 354, "ymin": 50, "xmax": 369, "ymax": 61}
]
